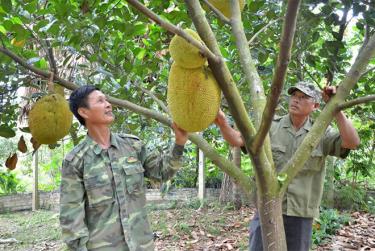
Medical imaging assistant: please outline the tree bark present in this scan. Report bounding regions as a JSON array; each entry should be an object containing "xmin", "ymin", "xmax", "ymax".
[{"xmin": 258, "ymin": 196, "xmax": 286, "ymax": 251}]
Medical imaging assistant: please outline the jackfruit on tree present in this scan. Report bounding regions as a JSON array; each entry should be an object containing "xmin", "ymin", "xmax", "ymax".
[
  {"xmin": 54, "ymin": 84, "xmax": 65, "ymax": 96},
  {"xmin": 169, "ymin": 29, "xmax": 207, "ymax": 69},
  {"xmin": 167, "ymin": 63, "xmax": 221, "ymax": 132},
  {"xmin": 207, "ymin": 0, "xmax": 245, "ymax": 18},
  {"xmin": 28, "ymin": 94, "xmax": 73, "ymax": 144}
]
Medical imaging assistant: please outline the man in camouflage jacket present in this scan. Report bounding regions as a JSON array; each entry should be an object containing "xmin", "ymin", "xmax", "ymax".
[{"xmin": 60, "ymin": 85, "xmax": 188, "ymax": 251}]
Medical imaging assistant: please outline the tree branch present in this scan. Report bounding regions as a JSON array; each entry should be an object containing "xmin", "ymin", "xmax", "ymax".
[
  {"xmin": 337, "ymin": 95, "xmax": 375, "ymax": 110},
  {"xmin": 202, "ymin": 0, "xmax": 230, "ymax": 24},
  {"xmin": 325, "ymin": 4, "xmax": 350, "ymax": 85},
  {"xmin": 248, "ymin": 17, "xmax": 282, "ymax": 46},
  {"xmin": 229, "ymin": 0, "xmax": 274, "ymax": 169},
  {"xmin": 0, "ymin": 45, "xmax": 253, "ymax": 196},
  {"xmin": 0, "ymin": 46, "xmax": 76, "ymax": 90},
  {"xmin": 295, "ymin": 57, "xmax": 323, "ymax": 89},
  {"xmin": 230, "ymin": 0, "xmax": 266, "ymax": 128},
  {"xmin": 252, "ymin": 0, "xmax": 301, "ymax": 154},
  {"xmin": 45, "ymin": 40, "xmax": 58, "ymax": 74},
  {"xmin": 124, "ymin": 0, "xmax": 219, "ymax": 63},
  {"xmin": 133, "ymin": 81, "xmax": 169, "ymax": 113}
]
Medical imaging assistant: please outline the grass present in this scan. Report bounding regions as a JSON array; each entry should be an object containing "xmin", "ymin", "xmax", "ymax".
[{"xmin": 0, "ymin": 210, "xmax": 65, "ymax": 251}]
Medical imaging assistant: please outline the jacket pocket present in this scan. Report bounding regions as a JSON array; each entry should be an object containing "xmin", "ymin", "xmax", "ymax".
[
  {"xmin": 271, "ymin": 144, "xmax": 287, "ymax": 169},
  {"xmin": 303, "ymin": 148, "xmax": 324, "ymax": 173},
  {"xmin": 123, "ymin": 160, "xmax": 145, "ymax": 194},
  {"xmin": 85, "ymin": 175, "xmax": 113, "ymax": 207}
]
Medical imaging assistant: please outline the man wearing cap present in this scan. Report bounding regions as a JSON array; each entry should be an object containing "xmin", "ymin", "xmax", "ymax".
[{"xmin": 214, "ymin": 82, "xmax": 360, "ymax": 250}]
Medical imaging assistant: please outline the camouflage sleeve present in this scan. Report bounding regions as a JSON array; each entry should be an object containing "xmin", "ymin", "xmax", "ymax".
[
  {"xmin": 59, "ymin": 158, "xmax": 89, "ymax": 251},
  {"xmin": 322, "ymin": 126, "xmax": 350, "ymax": 158},
  {"xmin": 140, "ymin": 143, "xmax": 184, "ymax": 182}
]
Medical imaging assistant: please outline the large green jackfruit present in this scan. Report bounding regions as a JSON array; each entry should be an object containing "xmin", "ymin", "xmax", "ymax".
[
  {"xmin": 167, "ymin": 63, "xmax": 221, "ymax": 132},
  {"xmin": 28, "ymin": 94, "xmax": 73, "ymax": 144},
  {"xmin": 207, "ymin": 0, "xmax": 245, "ymax": 18},
  {"xmin": 169, "ymin": 29, "xmax": 207, "ymax": 69}
]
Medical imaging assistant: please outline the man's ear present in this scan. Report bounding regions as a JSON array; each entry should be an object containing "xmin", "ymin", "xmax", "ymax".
[{"xmin": 78, "ymin": 107, "xmax": 89, "ymax": 120}]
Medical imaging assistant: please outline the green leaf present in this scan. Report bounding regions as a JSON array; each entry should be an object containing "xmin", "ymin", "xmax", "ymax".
[
  {"xmin": 11, "ymin": 17, "xmax": 23, "ymax": 25},
  {"xmin": 19, "ymin": 127, "xmax": 30, "ymax": 133},
  {"xmin": 36, "ymin": 58, "xmax": 48, "ymax": 69},
  {"xmin": 136, "ymin": 48, "xmax": 146, "ymax": 60},
  {"xmin": 0, "ymin": 125, "xmax": 16, "ymax": 138},
  {"xmin": 1, "ymin": 0, "xmax": 12, "ymax": 13},
  {"xmin": 0, "ymin": 25, "xmax": 6, "ymax": 35},
  {"xmin": 24, "ymin": 1, "xmax": 37, "ymax": 14}
]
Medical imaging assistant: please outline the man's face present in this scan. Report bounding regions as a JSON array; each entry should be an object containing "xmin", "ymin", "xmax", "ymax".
[
  {"xmin": 288, "ymin": 90, "xmax": 317, "ymax": 117},
  {"xmin": 79, "ymin": 90, "xmax": 114, "ymax": 126}
]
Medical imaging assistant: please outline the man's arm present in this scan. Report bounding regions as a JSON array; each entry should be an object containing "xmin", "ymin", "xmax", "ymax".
[
  {"xmin": 214, "ymin": 110, "xmax": 244, "ymax": 147},
  {"xmin": 335, "ymin": 111, "xmax": 360, "ymax": 149},
  {"xmin": 142, "ymin": 123, "xmax": 187, "ymax": 182},
  {"xmin": 323, "ymin": 86, "xmax": 360, "ymax": 150},
  {"xmin": 60, "ymin": 159, "xmax": 89, "ymax": 251}
]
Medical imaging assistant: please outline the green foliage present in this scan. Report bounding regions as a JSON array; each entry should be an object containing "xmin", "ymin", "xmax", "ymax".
[
  {"xmin": 366, "ymin": 196, "xmax": 375, "ymax": 214},
  {"xmin": 0, "ymin": 170, "xmax": 25, "ymax": 195},
  {"xmin": 334, "ymin": 183, "xmax": 367, "ymax": 211},
  {"xmin": 344, "ymin": 122, "xmax": 374, "ymax": 181},
  {"xmin": 0, "ymin": 137, "xmax": 17, "ymax": 162},
  {"xmin": 312, "ymin": 208, "xmax": 350, "ymax": 246}
]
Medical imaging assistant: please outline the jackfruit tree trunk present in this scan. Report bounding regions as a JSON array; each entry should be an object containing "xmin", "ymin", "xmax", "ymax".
[
  {"xmin": 251, "ymin": 153, "xmax": 286, "ymax": 251},
  {"xmin": 257, "ymin": 195, "xmax": 285, "ymax": 251}
]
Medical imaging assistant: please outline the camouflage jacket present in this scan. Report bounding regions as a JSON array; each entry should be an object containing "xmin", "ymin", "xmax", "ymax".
[
  {"xmin": 59, "ymin": 133, "xmax": 184, "ymax": 251},
  {"xmin": 270, "ymin": 114, "xmax": 349, "ymax": 218}
]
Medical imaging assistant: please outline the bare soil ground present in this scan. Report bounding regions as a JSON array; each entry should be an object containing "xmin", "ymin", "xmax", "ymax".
[{"xmin": 0, "ymin": 203, "xmax": 373, "ymax": 251}]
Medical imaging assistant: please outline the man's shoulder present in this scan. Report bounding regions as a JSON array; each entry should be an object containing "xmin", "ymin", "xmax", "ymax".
[
  {"xmin": 65, "ymin": 140, "xmax": 88, "ymax": 162},
  {"xmin": 271, "ymin": 114, "xmax": 287, "ymax": 127}
]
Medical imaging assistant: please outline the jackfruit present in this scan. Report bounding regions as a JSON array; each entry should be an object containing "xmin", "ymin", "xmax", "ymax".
[
  {"xmin": 207, "ymin": 0, "xmax": 245, "ymax": 18},
  {"xmin": 54, "ymin": 84, "xmax": 65, "ymax": 96},
  {"xmin": 169, "ymin": 29, "xmax": 207, "ymax": 69},
  {"xmin": 167, "ymin": 63, "xmax": 221, "ymax": 132},
  {"xmin": 28, "ymin": 94, "xmax": 73, "ymax": 144}
]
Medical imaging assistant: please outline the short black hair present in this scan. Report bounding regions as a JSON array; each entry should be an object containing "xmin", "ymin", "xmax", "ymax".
[{"xmin": 69, "ymin": 85, "xmax": 99, "ymax": 126}]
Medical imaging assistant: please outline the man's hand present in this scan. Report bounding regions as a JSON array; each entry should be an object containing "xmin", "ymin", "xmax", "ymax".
[
  {"xmin": 322, "ymin": 86, "xmax": 337, "ymax": 103},
  {"xmin": 172, "ymin": 122, "xmax": 188, "ymax": 146},
  {"xmin": 214, "ymin": 109, "xmax": 227, "ymax": 128}
]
